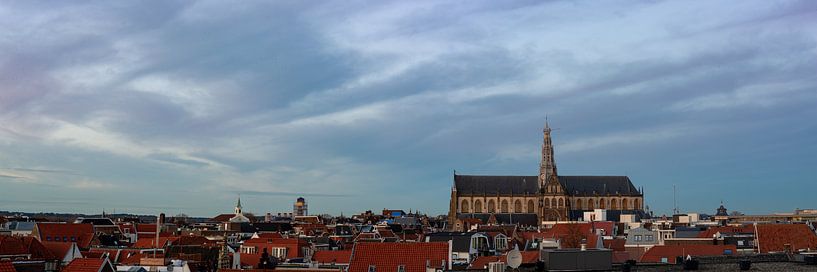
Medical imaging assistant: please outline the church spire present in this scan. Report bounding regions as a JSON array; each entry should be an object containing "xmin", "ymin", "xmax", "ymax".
[
  {"xmin": 235, "ymin": 195, "xmax": 243, "ymax": 215},
  {"xmin": 539, "ymin": 120, "xmax": 557, "ymax": 186}
]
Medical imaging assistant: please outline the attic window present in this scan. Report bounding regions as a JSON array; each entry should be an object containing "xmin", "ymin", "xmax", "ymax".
[
  {"xmin": 368, "ymin": 265, "xmax": 376, "ymax": 272},
  {"xmin": 397, "ymin": 265, "xmax": 405, "ymax": 272},
  {"xmin": 71, "ymin": 237, "xmax": 77, "ymax": 242},
  {"xmin": 46, "ymin": 237, "xmax": 52, "ymax": 241}
]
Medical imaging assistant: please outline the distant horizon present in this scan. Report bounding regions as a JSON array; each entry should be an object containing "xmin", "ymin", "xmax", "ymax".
[{"xmin": 1, "ymin": 1, "xmax": 816, "ymax": 218}]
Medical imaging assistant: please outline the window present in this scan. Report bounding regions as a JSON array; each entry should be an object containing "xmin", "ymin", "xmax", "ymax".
[
  {"xmin": 514, "ymin": 200, "xmax": 522, "ymax": 213},
  {"xmin": 46, "ymin": 237, "xmax": 52, "ymax": 241},
  {"xmin": 495, "ymin": 235, "xmax": 508, "ymax": 251},
  {"xmin": 397, "ymin": 265, "xmax": 405, "ymax": 272},
  {"xmin": 600, "ymin": 198, "xmax": 606, "ymax": 209},
  {"xmin": 501, "ymin": 200, "xmax": 509, "ymax": 213},
  {"xmin": 63, "ymin": 236, "xmax": 68, "ymax": 242},
  {"xmin": 576, "ymin": 199, "xmax": 583, "ymax": 210},
  {"xmin": 645, "ymin": 235, "xmax": 653, "ymax": 241},
  {"xmin": 241, "ymin": 246, "xmax": 257, "ymax": 254},
  {"xmin": 527, "ymin": 200, "xmax": 535, "ymax": 213},
  {"xmin": 660, "ymin": 257, "xmax": 668, "ymax": 263},
  {"xmin": 474, "ymin": 200, "xmax": 482, "ymax": 212},
  {"xmin": 487, "ymin": 200, "xmax": 496, "ymax": 213},
  {"xmin": 461, "ymin": 201, "xmax": 470, "ymax": 213},
  {"xmin": 368, "ymin": 265, "xmax": 376, "ymax": 272},
  {"xmin": 737, "ymin": 241, "xmax": 744, "ymax": 246},
  {"xmin": 271, "ymin": 247, "xmax": 288, "ymax": 259},
  {"xmin": 634, "ymin": 235, "xmax": 642, "ymax": 241}
]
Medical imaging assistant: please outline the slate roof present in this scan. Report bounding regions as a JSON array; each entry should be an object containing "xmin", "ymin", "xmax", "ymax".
[
  {"xmin": 454, "ymin": 175, "xmax": 538, "ymax": 195},
  {"xmin": 454, "ymin": 175, "xmax": 641, "ymax": 196},
  {"xmin": 425, "ymin": 232, "xmax": 479, "ymax": 252}
]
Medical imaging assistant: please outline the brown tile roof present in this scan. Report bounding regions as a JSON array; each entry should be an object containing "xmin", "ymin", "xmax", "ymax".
[
  {"xmin": 640, "ymin": 245, "xmax": 737, "ymax": 264},
  {"xmin": 348, "ymin": 242, "xmax": 448, "ymax": 272},
  {"xmin": 757, "ymin": 224, "xmax": 817, "ymax": 253},
  {"xmin": 62, "ymin": 258, "xmax": 113, "ymax": 272},
  {"xmin": 0, "ymin": 262, "xmax": 16, "ymax": 272}
]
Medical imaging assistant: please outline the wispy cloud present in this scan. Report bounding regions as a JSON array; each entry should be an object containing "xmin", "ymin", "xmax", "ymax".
[{"xmin": 0, "ymin": 0, "xmax": 815, "ymax": 216}]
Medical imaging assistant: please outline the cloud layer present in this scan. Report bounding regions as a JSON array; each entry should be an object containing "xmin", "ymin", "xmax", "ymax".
[{"xmin": 1, "ymin": 0, "xmax": 816, "ymax": 216}]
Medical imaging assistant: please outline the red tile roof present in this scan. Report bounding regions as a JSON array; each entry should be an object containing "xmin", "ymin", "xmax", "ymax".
[
  {"xmin": 211, "ymin": 214, "xmax": 235, "ymax": 223},
  {"xmin": 696, "ymin": 225, "xmax": 754, "ymax": 238},
  {"xmin": 0, "ymin": 236, "xmax": 58, "ymax": 260},
  {"xmin": 640, "ymin": 245, "xmax": 736, "ymax": 264},
  {"xmin": 42, "ymin": 242, "xmax": 75, "ymax": 259},
  {"xmin": 62, "ymin": 258, "xmax": 114, "ymax": 272},
  {"xmin": 312, "ymin": 250, "xmax": 352, "ymax": 264},
  {"xmin": 603, "ymin": 238, "xmax": 626, "ymax": 252},
  {"xmin": 132, "ymin": 236, "xmax": 179, "ymax": 249},
  {"xmin": 35, "ymin": 223, "xmax": 95, "ymax": 249},
  {"xmin": 254, "ymin": 233, "xmax": 283, "ymax": 239},
  {"xmin": 539, "ymin": 223, "xmax": 601, "ymax": 249},
  {"xmin": 241, "ymin": 238, "xmax": 311, "ymax": 266},
  {"xmin": 349, "ymin": 242, "xmax": 448, "ymax": 272},
  {"xmin": 0, "ymin": 262, "xmax": 16, "ymax": 272},
  {"xmin": 467, "ymin": 250, "xmax": 538, "ymax": 269},
  {"xmin": 757, "ymin": 224, "xmax": 817, "ymax": 253}
]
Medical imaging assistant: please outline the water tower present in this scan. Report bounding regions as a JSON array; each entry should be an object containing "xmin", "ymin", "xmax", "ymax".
[{"xmin": 293, "ymin": 197, "xmax": 308, "ymax": 216}]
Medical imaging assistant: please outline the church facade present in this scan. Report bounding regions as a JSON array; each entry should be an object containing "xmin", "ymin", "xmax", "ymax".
[{"xmin": 447, "ymin": 123, "xmax": 645, "ymax": 228}]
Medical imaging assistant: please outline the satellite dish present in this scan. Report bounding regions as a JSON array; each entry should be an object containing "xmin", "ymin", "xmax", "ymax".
[{"xmin": 507, "ymin": 244, "xmax": 523, "ymax": 269}]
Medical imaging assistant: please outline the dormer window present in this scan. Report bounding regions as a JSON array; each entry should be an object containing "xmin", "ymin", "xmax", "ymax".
[
  {"xmin": 397, "ymin": 265, "xmax": 405, "ymax": 272},
  {"xmin": 368, "ymin": 265, "xmax": 376, "ymax": 272}
]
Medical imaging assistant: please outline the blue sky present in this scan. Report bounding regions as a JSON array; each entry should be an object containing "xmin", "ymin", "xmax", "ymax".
[{"xmin": 1, "ymin": 1, "xmax": 815, "ymax": 217}]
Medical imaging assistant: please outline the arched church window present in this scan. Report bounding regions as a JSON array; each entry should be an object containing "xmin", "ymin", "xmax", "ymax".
[
  {"xmin": 588, "ymin": 199, "xmax": 595, "ymax": 210},
  {"xmin": 514, "ymin": 200, "xmax": 522, "ymax": 213},
  {"xmin": 576, "ymin": 199, "xmax": 583, "ymax": 210},
  {"xmin": 488, "ymin": 200, "xmax": 496, "ymax": 213},
  {"xmin": 622, "ymin": 199, "xmax": 629, "ymax": 210},
  {"xmin": 558, "ymin": 198, "xmax": 564, "ymax": 208},
  {"xmin": 527, "ymin": 200, "xmax": 535, "ymax": 213},
  {"xmin": 474, "ymin": 200, "xmax": 483, "ymax": 212},
  {"xmin": 611, "ymin": 199, "xmax": 618, "ymax": 210},
  {"xmin": 545, "ymin": 198, "xmax": 551, "ymax": 208},
  {"xmin": 461, "ymin": 200, "xmax": 470, "ymax": 213},
  {"xmin": 501, "ymin": 200, "xmax": 509, "ymax": 213},
  {"xmin": 634, "ymin": 199, "xmax": 640, "ymax": 210},
  {"xmin": 600, "ymin": 198, "xmax": 606, "ymax": 209}
]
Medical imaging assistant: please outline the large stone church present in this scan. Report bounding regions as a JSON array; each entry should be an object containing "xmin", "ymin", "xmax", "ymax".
[{"xmin": 447, "ymin": 123, "xmax": 645, "ymax": 228}]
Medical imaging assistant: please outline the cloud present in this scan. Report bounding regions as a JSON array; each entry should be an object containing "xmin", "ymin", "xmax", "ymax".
[{"xmin": 0, "ymin": 0, "xmax": 815, "ymax": 216}]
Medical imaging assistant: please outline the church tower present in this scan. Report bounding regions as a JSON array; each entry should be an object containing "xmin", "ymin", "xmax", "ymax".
[
  {"xmin": 235, "ymin": 196, "xmax": 243, "ymax": 215},
  {"xmin": 539, "ymin": 121, "xmax": 568, "ymax": 222}
]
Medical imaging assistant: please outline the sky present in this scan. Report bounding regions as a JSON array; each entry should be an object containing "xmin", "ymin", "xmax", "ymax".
[{"xmin": 1, "ymin": 1, "xmax": 816, "ymax": 217}]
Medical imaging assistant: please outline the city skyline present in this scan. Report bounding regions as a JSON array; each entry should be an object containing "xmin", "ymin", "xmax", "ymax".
[{"xmin": 1, "ymin": 1, "xmax": 817, "ymax": 217}]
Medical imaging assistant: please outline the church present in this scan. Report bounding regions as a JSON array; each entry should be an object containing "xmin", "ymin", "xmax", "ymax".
[{"xmin": 447, "ymin": 123, "xmax": 646, "ymax": 228}]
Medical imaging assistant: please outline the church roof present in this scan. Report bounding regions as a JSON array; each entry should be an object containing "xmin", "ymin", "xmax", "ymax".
[
  {"xmin": 454, "ymin": 174, "xmax": 641, "ymax": 197},
  {"xmin": 559, "ymin": 176, "xmax": 640, "ymax": 196},
  {"xmin": 454, "ymin": 175, "xmax": 538, "ymax": 195}
]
